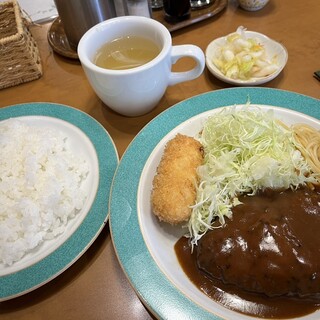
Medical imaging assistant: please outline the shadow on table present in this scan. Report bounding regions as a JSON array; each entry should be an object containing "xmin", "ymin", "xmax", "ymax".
[{"xmin": 0, "ymin": 224, "xmax": 110, "ymax": 312}]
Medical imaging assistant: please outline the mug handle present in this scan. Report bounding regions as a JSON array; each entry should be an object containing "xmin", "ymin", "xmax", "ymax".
[{"xmin": 168, "ymin": 45, "xmax": 205, "ymax": 86}]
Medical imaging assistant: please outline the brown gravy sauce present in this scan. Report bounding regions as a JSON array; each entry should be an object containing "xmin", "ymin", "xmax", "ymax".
[{"xmin": 175, "ymin": 187, "xmax": 320, "ymax": 318}]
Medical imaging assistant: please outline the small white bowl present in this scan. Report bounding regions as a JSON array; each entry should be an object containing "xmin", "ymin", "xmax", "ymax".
[
  {"xmin": 205, "ymin": 30, "xmax": 288, "ymax": 86},
  {"xmin": 237, "ymin": 0, "xmax": 269, "ymax": 11}
]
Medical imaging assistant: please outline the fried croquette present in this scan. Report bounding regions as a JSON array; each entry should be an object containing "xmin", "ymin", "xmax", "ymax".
[{"xmin": 151, "ymin": 134, "xmax": 203, "ymax": 224}]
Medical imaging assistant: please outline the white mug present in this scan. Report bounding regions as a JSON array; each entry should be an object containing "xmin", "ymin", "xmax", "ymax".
[{"xmin": 77, "ymin": 16, "xmax": 205, "ymax": 116}]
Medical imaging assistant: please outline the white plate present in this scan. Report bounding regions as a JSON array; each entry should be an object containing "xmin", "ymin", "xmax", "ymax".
[
  {"xmin": 205, "ymin": 31, "xmax": 288, "ymax": 86},
  {"xmin": 0, "ymin": 102, "xmax": 119, "ymax": 301},
  {"xmin": 110, "ymin": 88, "xmax": 320, "ymax": 320},
  {"xmin": 139, "ymin": 106, "xmax": 319, "ymax": 319},
  {"xmin": 0, "ymin": 115, "xmax": 99, "ymax": 276}
]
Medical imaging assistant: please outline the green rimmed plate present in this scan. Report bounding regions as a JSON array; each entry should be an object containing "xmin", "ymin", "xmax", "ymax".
[
  {"xmin": 110, "ymin": 88, "xmax": 319, "ymax": 320},
  {"xmin": 0, "ymin": 103, "xmax": 119, "ymax": 301}
]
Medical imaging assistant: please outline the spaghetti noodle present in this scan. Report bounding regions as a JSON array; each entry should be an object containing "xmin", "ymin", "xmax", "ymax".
[{"xmin": 292, "ymin": 123, "xmax": 320, "ymax": 175}]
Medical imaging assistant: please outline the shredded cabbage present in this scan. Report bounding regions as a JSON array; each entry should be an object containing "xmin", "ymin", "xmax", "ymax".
[
  {"xmin": 213, "ymin": 26, "xmax": 279, "ymax": 80},
  {"xmin": 188, "ymin": 106, "xmax": 317, "ymax": 246}
]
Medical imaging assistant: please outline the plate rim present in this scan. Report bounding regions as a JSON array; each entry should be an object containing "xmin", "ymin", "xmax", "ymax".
[
  {"xmin": 109, "ymin": 87, "xmax": 320, "ymax": 320},
  {"xmin": 0, "ymin": 102, "xmax": 119, "ymax": 301},
  {"xmin": 47, "ymin": 17, "xmax": 79, "ymax": 59}
]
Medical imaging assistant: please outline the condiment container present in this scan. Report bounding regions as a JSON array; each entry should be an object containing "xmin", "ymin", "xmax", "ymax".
[
  {"xmin": 237, "ymin": 0, "xmax": 269, "ymax": 11},
  {"xmin": 54, "ymin": 0, "xmax": 117, "ymax": 50},
  {"xmin": 163, "ymin": 0, "xmax": 190, "ymax": 22},
  {"xmin": 126, "ymin": 0, "xmax": 152, "ymax": 17}
]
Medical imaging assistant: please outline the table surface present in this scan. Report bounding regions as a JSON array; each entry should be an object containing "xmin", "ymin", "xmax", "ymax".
[{"xmin": 0, "ymin": 0, "xmax": 319, "ymax": 319}]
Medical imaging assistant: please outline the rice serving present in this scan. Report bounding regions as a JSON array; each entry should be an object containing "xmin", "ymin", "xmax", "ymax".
[{"xmin": 0, "ymin": 119, "xmax": 90, "ymax": 266}]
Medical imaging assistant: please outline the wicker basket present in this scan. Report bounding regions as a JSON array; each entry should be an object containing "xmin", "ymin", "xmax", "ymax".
[{"xmin": 0, "ymin": 0, "xmax": 42, "ymax": 89}]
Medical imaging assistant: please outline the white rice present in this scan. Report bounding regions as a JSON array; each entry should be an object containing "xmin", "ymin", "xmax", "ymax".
[{"xmin": 0, "ymin": 119, "xmax": 89, "ymax": 266}]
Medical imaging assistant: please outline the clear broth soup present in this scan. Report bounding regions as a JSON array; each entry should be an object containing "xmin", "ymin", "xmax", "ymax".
[{"xmin": 94, "ymin": 36, "xmax": 160, "ymax": 70}]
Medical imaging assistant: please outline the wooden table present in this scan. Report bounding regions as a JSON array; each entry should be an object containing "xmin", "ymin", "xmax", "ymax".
[{"xmin": 0, "ymin": 0, "xmax": 319, "ymax": 319}]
